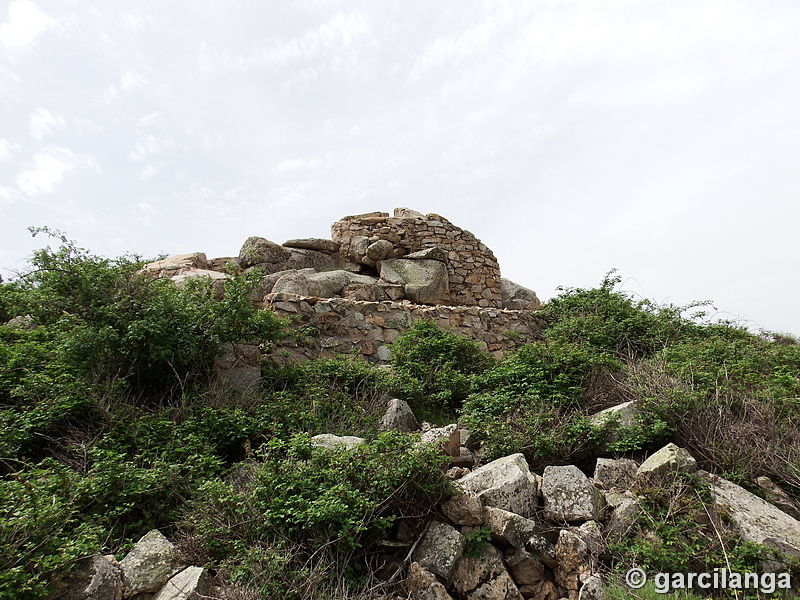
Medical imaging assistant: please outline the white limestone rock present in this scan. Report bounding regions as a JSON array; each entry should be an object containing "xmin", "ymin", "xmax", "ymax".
[{"xmin": 455, "ymin": 454, "xmax": 538, "ymax": 518}]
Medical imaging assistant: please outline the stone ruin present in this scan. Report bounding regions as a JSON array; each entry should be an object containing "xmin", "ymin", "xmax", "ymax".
[{"xmin": 142, "ymin": 208, "xmax": 543, "ymax": 369}]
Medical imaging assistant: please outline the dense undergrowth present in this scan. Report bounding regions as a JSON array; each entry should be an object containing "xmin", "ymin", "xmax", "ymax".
[{"xmin": 2, "ymin": 232, "xmax": 800, "ymax": 598}]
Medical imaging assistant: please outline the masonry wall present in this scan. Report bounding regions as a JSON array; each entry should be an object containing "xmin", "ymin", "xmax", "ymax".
[
  {"xmin": 331, "ymin": 210, "xmax": 503, "ymax": 308},
  {"xmin": 264, "ymin": 293, "xmax": 543, "ymax": 364}
]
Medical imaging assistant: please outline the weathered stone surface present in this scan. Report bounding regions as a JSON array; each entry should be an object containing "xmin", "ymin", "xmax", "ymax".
[
  {"xmin": 589, "ymin": 401, "xmax": 638, "ymax": 429},
  {"xmin": 310, "ymin": 434, "xmax": 365, "ymax": 450},
  {"xmin": 405, "ymin": 562, "xmax": 454, "ymax": 600},
  {"xmin": 755, "ymin": 476, "xmax": 800, "ymax": 520},
  {"xmin": 604, "ymin": 498, "xmax": 641, "ymax": 545},
  {"xmin": 456, "ymin": 454, "xmax": 538, "ymax": 517},
  {"xmin": 143, "ymin": 253, "xmax": 208, "ymax": 273},
  {"xmin": 593, "ymin": 458, "xmax": 638, "ymax": 491},
  {"xmin": 394, "ymin": 207, "xmax": 426, "ymax": 219},
  {"xmin": 407, "ymin": 247, "xmax": 448, "ymax": 262},
  {"xmin": 542, "ymin": 466, "xmax": 606, "ymax": 522},
  {"xmin": 365, "ymin": 239, "xmax": 394, "ymax": 262},
  {"xmin": 379, "ymin": 398, "xmax": 420, "ymax": 432},
  {"xmin": 702, "ymin": 471, "xmax": 800, "ymax": 561},
  {"xmin": 452, "ymin": 543, "xmax": 523, "ymax": 600},
  {"xmin": 4, "ymin": 314, "xmax": 35, "ymax": 329},
  {"xmin": 554, "ymin": 529, "xmax": 593, "ymax": 592},
  {"xmin": 504, "ymin": 548, "xmax": 546, "ymax": 586},
  {"xmin": 119, "ymin": 530, "xmax": 184, "ymax": 596},
  {"xmin": 238, "ymin": 237, "xmax": 290, "ymax": 269},
  {"xmin": 578, "ymin": 574, "xmax": 606, "ymax": 600},
  {"xmin": 271, "ymin": 270, "xmax": 377, "ymax": 298},
  {"xmin": 500, "ymin": 279, "xmax": 540, "ymax": 310},
  {"xmin": 442, "ymin": 493, "xmax": 484, "ymax": 526},
  {"xmin": 412, "ymin": 521, "xmax": 466, "ymax": 583},
  {"xmin": 60, "ymin": 553, "xmax": 123, "ymax": 600},
  {"xmin": 636, "ymin": 443, "xmax": 697, "ymax": 479},
  {"xmin": 379, "ymin": 259, "xmax": 449, "ymax": 305},
  {"xmin": 152, "ymin": 566, "xmax": 208, "ymax": 600},
  {"xmin": 282, "ymin": 248, "xmax": 338, "ymax": 272},
  {"xmin": 212, "ymin": 343, "xmax": 261, "ymax": 392},
  {"xmin": 420, "ymin": 424, "xmax": 459, "ymax": 447},
  {"xmin": 282, "ymin": 238, "xmax": 340, "ymax": 253},
  {"xmin": 482, "ymin": 506, "xmax": 538, "ymax": 549}
]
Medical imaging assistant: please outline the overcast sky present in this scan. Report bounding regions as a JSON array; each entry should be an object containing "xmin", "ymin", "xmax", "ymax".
[{"xmin": 2, "ymin": 0, "xmax": 799, "ymax": 334}]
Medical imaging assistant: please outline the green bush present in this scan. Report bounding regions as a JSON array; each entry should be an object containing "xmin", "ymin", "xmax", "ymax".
[{"xmin": 389, "ymin": 320, "xmax": 494, "ymax": 419}]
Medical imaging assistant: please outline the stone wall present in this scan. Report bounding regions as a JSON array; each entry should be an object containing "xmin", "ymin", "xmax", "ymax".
[
  {"xmin": 264, "ymin": 293, "xmax": 543, "ymax": 364},
  {"xmin": 331, "ymin": 208, "xmax": 503, "ymax": 308}
]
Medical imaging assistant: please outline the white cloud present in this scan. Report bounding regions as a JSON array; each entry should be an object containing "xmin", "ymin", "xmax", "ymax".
[
  {"xmin": 0, "ymin": 185, "xmax": 16, "ymax": 206},
  {"xmin": 240, "ymin": 11, "xmax": 371, "ymax": 70},
  {"xmin": 16, "ymin": 146, "xmax": 98, "ymax": 196},
  {"xmin": 274, "ymin": 155, "xmax": 328, "ymax": 172},
  {"xmin": 0, "ymin": 0, "xmax": 55, "ymax": 50},
  {"xmin": 135, "ymin": 163, "xmax": 160, "ymax": 180},
  {"xmin": 29, "ymin": 108, "xmax": 66, "ymax": 141},
  {"xmin": 0, "ymin": 138, "xmax": 19, "ymax": 162},
  {"xmin": 120, "ymin": 71, "xmax": 147, "ymax": 91},
  {"xmin": 137, "ymin": 112, "xmax": 163, "ymax": 128},
  {"xmin": 129, "ymin": 135, "xmax": 173, "ymax": 162}
]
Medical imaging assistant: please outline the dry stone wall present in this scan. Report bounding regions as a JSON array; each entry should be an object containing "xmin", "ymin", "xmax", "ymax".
[
  {"xmin": 331, "ymin": 208, "xmax": 503, "ymax": 308},
  {"xmin": 264, "ymin": 294, "xmax": 543, "ymax": 363}
]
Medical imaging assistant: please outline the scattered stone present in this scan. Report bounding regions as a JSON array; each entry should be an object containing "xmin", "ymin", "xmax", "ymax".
[
  {"xmin": 442, "ymin": 493, "xmax": 483, "ymax": 526},
  {"xmin": 636, "ymin": 443, "xmax": 697, "ymax": 479},
  {"xmin": 593, "ymin": 458, "xmax": 638, "ymax": 491},
  {"xmin": 589, "ymin": 401, "xmax": 638, "ymax": 429},
  {"xmin": 579, "ymin": 574, "xmax": 606, "ymax": 600},
  {"xmin": 412, "ymin": 521, "xmax": 466, "ymax": 583},
  {"xmin": 456, "ymin": 454, "xmax": 539, "ymax": 517},
  {"xmin": 152, "ymin": 566, "xmax": 208, "ymax": 600},
  {"xmin": 420, "ymin": 424, "xmax": 459, "ymax": 447},
  {"xmin": 482, "ymin": 506, "xmax": 538, "ymax": 549},
  {"xmin": 4, "ymin": 314, "xmax": 35, "ymax": 329},
  {"xmin": 379, "ymin": 398, "xmax": 420, "ymax": 432},
  {"xmin": 60, "ymin": 553, "xmax": 123, "ymax": 600},
  {"xmin": 119, "ymin": 530, "xmax": 184, "ymax": 596},
  {"xmin": 405, "ymin": 562, "xmax": 454, "ymax": 600},
  {"xmin": 542, "ymin": 465, "xmax": 606, "ymax": 522},
  {"xmin": 754, "ymin": 476, "xmax": 800, "ymax": 520},
  {"xmin": 310, "ymin": 434, "xmax": 365, "ymax": 450},
  {"xmin": 142, "ymin": 253, "xmax": 208, "ymax": 273},
  {"xmin": 365, "ymin": 239, "xmax": 394, "ymax": 262},
  {"xmin": 604, "ymin": 498, "xmax": 641, "ymax": 545},
  {"xmin": 282, "ymin": 248, "xmax": 338, "ymax": 272},
  {"xmin": 272, "ymin": 270, "xmax": 377, "ymax": 298},
  {"xmin": 212, "ymin": 342, "xmax": 261, "ymax": 393}
]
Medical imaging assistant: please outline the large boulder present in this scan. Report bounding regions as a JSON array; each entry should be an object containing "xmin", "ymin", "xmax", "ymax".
[
  {"xmin": 455, "ymin": 454, "xmax": 538, "ymax": 518},
  {"xmin": 119, "ymin": 530, "xmax": 184, "ymax": 596},
  {"xmin": 500, "ymin": 279, "xmax": 540, "ymax": 310},
  {"xmin": 282, "ymin": 248, "xmax": 338, "ymax": 271},
  {"xmin": 142, "ymin": 252, "xmax": 208, "ymax": 273},
  {"xmin": 412, "ymin": 521, "xmax": 466, "ymax": 583},
  {"xmin": 271, "ymin": 270, "xmax": 377, "ymax": 298},
  {"xmin": 702, "ymin": 472, "xmax": 800, "ymax": 563},
  {"xmin": 542, "ymin": 465, "xmax": 606, "ymax": 522},
  {"xmin": 238, "ymin": 236, "xmax": 290, "ymax": 269},
  {"xmin": 379, "ymin": 259, "xmax": 449, "ymax": 305}
]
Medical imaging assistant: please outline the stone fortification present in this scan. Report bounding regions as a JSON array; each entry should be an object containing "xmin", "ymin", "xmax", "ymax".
[
  {"xmin": 331, "ymin": 208, "xmax": 502, "ymax": 308},
  {"xmin": 264, "ymin": 294, "xmax": 542, "ymax": 364}
]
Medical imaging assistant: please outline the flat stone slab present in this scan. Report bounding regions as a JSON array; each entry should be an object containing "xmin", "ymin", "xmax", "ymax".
[
  {"xmin": 636, "ymin": 443, "xmax": 697, "ymax": 478},
  {"xmin": 310, "ymin": 434, "xmax": 365, "ymax": 450}
]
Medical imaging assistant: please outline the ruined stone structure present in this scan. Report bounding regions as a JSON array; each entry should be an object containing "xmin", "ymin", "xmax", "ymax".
[
  {"xmin": 141, "ymin": 208, "xmax": 541, "ymax": 365},
  {"xmin": 331, "ymin": 208, "xmax": 503, "ymax": 308}
]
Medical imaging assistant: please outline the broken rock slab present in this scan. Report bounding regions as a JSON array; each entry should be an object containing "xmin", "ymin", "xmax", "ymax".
[
  {"xmin": 60, "ymin": 553, "xmax": 123, "ymax": 600},
  {"xmin": 702, "ymin": 471, "xmax": 800, "ymax": 564},
  {"xmin": 405, "ymin": 562, "xmax": 454, "ymax": 600},
  {"xmin": 119, "ymin": 530, "xmax": 185, "ymax": 597},
  {"xmin": 542, "ymin": 465, "xmax": 606, "ymax": 522},
  {"xmin": 282, "ymin": 238, "xmax": 340, "ymax": 253},
  {"xmin": 593, "ymin": 458, "xmax": 638, "ymax": 491},
  {"xmin": 152, "ymin": 566, "xmax": 209, "ymax": 600},
  {"xmin": 500, "ymin": 279, "xmax": 540, "ymax": 311},
  {"xmin": 482, "ymin": 506, "xmax": 539, "ymax": 550},
  {"xmin": 379, "ymin": 258, "xmax": 450, "ymax": 305},
  {"xmin": 636, "ymin": 443, "xmax": 697, "ymax": 479},
  {"xmin": 310, "ymin": 434, "xmax": 365, "ymax": 451},
  {"xmin": 455, "ymin": 453, "xmax": 539, "ymax": 518},
  {"xmin": 412, "ymin": 521, "xmax": 466, "ymax": 584}
]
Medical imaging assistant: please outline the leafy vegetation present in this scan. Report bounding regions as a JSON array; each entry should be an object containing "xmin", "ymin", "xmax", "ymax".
[{"xmin": 3, "ymin": 230, "xmax": 800, "ymax": 599}]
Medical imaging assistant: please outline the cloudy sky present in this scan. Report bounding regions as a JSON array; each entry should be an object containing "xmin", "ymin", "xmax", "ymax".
[{"xmin": 2, "ymin": 0, "xmax": 799, "ymax": 334}]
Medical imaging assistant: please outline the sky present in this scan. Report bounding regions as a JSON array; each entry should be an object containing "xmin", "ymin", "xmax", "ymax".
[{"xmin": 2, "ymin": 0, "xmax": 800, "ymax": 335}]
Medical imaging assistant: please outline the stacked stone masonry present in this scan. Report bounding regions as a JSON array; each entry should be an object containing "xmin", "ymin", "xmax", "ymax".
[
  {"xmin": 331, "ymin": 208, "xmax": 503, "ymax": 308},
  {"xmin": 265, "ymin": 294, "xmax": 543, "ymax": 363}
]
